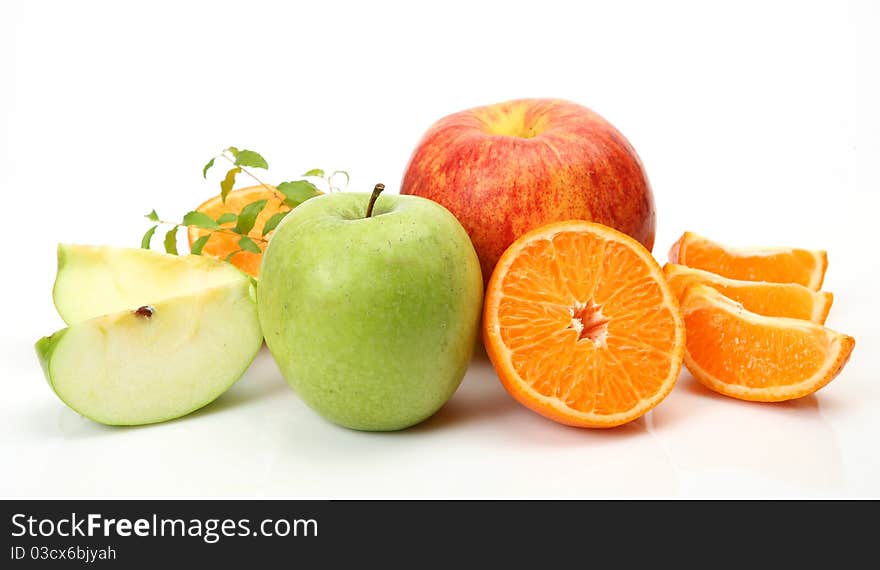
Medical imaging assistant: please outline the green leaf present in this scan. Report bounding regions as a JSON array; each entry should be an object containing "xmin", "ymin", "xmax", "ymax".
[
  {"xmin": 329, "ymin": 170, "xmax": 350, "ymax": 191},
  {"xmin": 220, "ymin": 166, "xmax": 241, "ymax": 202},
  {"xmin": 238, "ymin": 236, "xmax": 262, "ymax": 254},
  {"xmin": 225, "ymin": 146, "xmax": 240, "ymax": 158},
  {"xmin": 277, "ymin": 180, "xmax": 320, "ymax": 207},
  {"xmin": 145, "ymin": 209, "xmax": 159, "ymax": 222},
  {"xmin": 182, "ymin": 210, "xmax": 220, "ymax": 230},
  {"xmin": 262, "ymin": 211, "xmax": 288, "ymax": 236},
  {"xmin": 216, "ymin": 212, "xmax": 237, "ymax": 225},
  {"xmin": 234, "ymin": 149, "xmax": 269, "ymax": 169},
  {"xmin": 163, "ymin": 226, "xmax": 179, "ymax": 255},
  {"xmin": 302, "ymin": 168, "xmax": 325, "ymax": 178},
  {"xmin": 225, "ymin": 250, "xmax": 242, "ymax": 263},
  {"xmin": 190, "ymin": 234, "xmax": 211, "ymax": 255},
  {"xmin": 141, "ymin": 225, "xmax": 157, "ymax": 249},
  {"xmin": 233, "ymin": 199, "xmax": 268, "ymax": 235},
  {"xmin": 202, "ymin": 157, "xmax": 216, "ymax": 178}
]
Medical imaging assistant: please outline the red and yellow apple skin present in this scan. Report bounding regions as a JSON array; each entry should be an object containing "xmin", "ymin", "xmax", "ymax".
[{"xmin": 401, "ymin": 98, "xmax": 656, "ymax": 281}]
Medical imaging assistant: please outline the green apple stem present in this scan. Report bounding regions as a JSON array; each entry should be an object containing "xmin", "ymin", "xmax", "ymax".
[{"xmin": 365, "ymin": 183, "xmax": 385, "ymax": 218}]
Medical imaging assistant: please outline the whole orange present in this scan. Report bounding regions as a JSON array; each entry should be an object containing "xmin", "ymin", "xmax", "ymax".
[{"xmin": 188, "ymin": 185, "xmax": 289, "ymax": 277}]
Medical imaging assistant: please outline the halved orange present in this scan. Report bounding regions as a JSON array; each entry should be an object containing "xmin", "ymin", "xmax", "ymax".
[
  {"xmin": 188, "ymin": 185, "xmax": 288, "ymax": 277},
  {"xmin": 681, "ymin": 284, "xmax": 854, "ymax": 402},
  {"xmin": 483, "ymin": 221, "xmax": 685, "ymax": 428},
  {"xmin": 663, "ymin": 264, "xmax": 833, "ymax": 323},
  {"xmin": 668, "ymin": 231, "xmax": 827, "ymax": 290}
]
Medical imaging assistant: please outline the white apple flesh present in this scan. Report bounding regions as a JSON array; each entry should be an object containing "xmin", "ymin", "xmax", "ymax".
[
  {"xmin": 53, "ymin": 244, "xmax": 248, "ymax": 324},
  {"xmin": 36, "ymin": 245, "xmax": 262, "ymax": 426}
]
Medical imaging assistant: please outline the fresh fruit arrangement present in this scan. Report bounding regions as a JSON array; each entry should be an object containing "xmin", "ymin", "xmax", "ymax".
[{"xmin": 34, "ymin": 99, "xmax": 856, "ymax": 431}]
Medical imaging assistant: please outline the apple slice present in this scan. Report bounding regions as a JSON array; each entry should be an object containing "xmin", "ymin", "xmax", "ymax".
[
  {"xmin": 53, "ymin": 244, "xmax": 248, "ymax": 324},
  {"xmin": 37, "ymin": 245, "xmax": 262, "ymax": 426}
]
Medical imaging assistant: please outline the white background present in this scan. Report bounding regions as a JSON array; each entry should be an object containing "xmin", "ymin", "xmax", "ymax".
[{"xmin": 1, "ymin": 0, "xmax": 878, "ymax": 498}]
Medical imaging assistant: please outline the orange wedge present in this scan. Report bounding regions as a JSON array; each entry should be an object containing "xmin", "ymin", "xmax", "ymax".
[
  {"xmin": 681, "ymin": 284, "xmax": 854, "ymax": 402},
  {"xmin": 483, "ymin": 221, "xmax": 685, "ymax": 428},
  {"xmin": 663, "ymin": 264, "xmax": 833, "ymax": 323},
  {"xmin": 668, "ymin": 231, "xmax": 827, "ymax": 290},
  {"xmin": 188, "ymin": 185, "xmax": 288, "ymax": 277}
]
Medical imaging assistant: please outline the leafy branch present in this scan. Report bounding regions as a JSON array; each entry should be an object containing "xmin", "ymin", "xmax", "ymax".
[{"xmin": 141, "ymin": 147, "xmax": 349, "ymax": 261}]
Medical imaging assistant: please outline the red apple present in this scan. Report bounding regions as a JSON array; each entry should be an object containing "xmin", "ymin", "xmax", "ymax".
[{"xmin": 401, "ymin": 98, "xmax": 655, "ymax": 281}]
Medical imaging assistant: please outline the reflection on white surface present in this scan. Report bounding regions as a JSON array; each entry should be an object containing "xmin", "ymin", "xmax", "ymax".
[
  {"xmin": 5, "ymin": 343, "xmax": 862, "ymax": 499},
  {"xmin": 651, "ymin": 373, "xmax": 843, "ymax": 497},
  {"xmin": 255, "ymin": 351, "xmax": 679, "ymax": 498}
]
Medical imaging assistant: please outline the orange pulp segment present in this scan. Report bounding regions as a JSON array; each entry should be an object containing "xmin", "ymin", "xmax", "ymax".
[
  {"xmin": 681, "ymin": 284, "xmax": 854, "ymax": 402},
  {"xmin": 663, "ymin": 264, "xmax": 833, "ymax": 323},
  {"xmin": 668, "ymin": 231, "xmax": 827, "ymax": 290}
]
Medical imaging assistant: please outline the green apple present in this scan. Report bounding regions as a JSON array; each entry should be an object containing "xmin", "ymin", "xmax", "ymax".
[
  {"xmin": 257, "ymin": 186, "xmax": 483, "ymax": 431},
  {"xmin": 36, "ymin": 245, "xmax": 262, "ymax": 426}
]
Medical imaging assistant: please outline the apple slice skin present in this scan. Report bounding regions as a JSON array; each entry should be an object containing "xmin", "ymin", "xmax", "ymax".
[
  {"xmin": 53, "ymin": 244, "xmax": 249, "ymax": 325},
  {"xmin": 35, "ymin": 329, "xmax": 66, "ymax": 383},
  {"xmin": 35, "ymin": 281, "xmax": 262, "ymax": 426}
]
